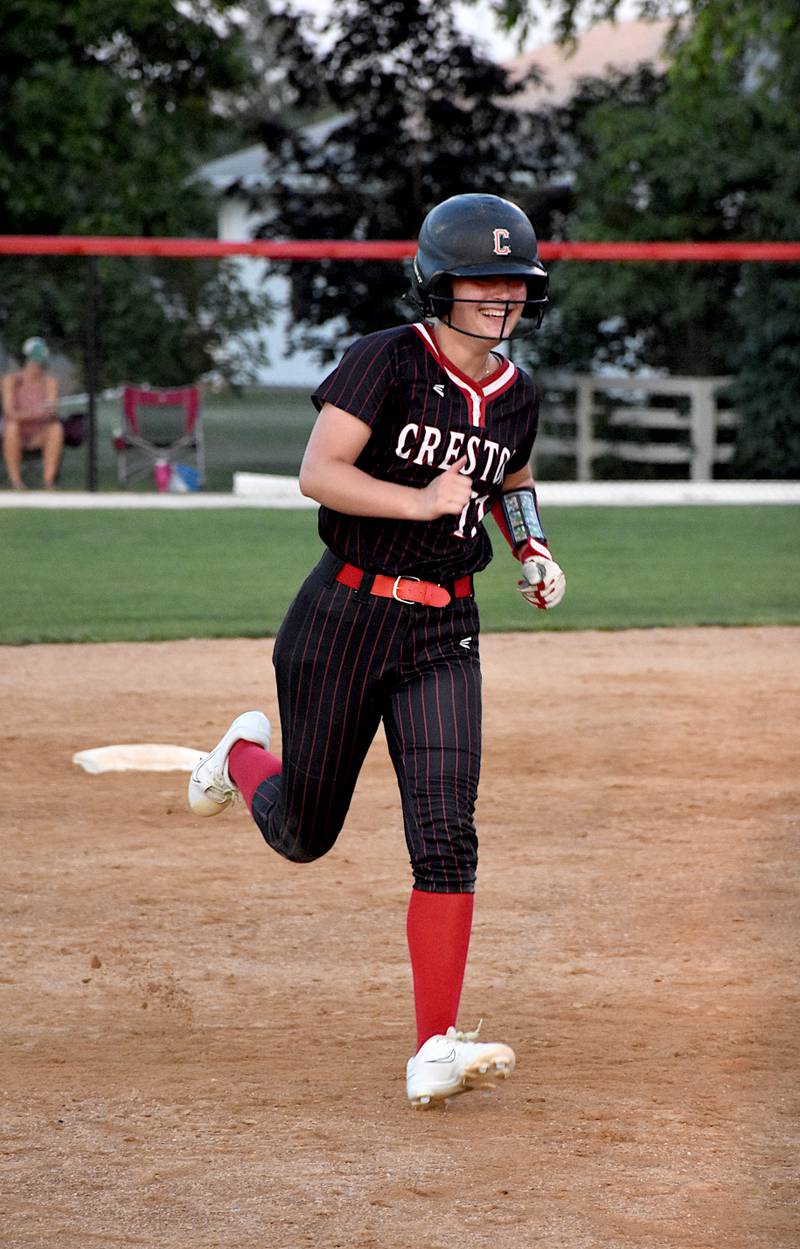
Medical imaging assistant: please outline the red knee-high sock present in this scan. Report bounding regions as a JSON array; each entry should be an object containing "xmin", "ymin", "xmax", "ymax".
[
  {"xmin": 406, "ymin": 888, "xmax": 474, "ymax": 1050},
  {"xmin": 228, "ymin": 740, "xmax": 281, "ymax": 812}
]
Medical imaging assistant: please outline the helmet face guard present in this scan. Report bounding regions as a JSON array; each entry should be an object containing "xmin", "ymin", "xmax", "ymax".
[
  {"xmin": 424, "ymin": 274, "xmax": 549, "ymax": 339},
  {"xmin": 410, "ymin": 193, "xmax": 549, "ymax": 340}
]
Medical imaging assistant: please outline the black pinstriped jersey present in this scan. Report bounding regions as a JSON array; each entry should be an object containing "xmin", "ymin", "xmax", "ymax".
[{"xmin": 311, "ymin": 321, "xmax": 540, "ymax": 581}]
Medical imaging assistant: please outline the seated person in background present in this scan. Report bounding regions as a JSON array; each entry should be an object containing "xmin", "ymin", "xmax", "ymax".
[{"xmin": 2, "ymin": 336, "xmax": 62, "ymax": 490}]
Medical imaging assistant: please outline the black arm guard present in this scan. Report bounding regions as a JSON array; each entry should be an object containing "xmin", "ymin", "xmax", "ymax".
[{"xmin": 500, "ymin": 488, "xmax": 546, "ymax": 547}]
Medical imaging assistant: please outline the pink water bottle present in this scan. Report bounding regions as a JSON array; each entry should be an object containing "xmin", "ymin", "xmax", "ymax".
[{"xmin": 153, "ymin": 460, "xmax": 171, "ymax": 491}]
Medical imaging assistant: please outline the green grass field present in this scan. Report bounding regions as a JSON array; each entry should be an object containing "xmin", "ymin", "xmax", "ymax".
[{"xmin": 1, "ymin": 505, "xmax": 797, "ymax": 644}]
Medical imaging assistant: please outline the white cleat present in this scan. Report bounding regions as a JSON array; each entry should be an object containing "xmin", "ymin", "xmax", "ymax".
[
  {"xmin": 188, "ymin": 710, "xmax": 272, "ymax": 816},
  {"xmin": 406, "ymin": 1021, "xmax": 516, "ymax": 1109}
]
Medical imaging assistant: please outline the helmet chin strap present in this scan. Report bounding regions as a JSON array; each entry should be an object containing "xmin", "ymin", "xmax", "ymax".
[
  {"xmin": 442, "ymin": 324, "xmax": 511, "ymax": 342},
  {"xmin": 429, "ymin": 296, "xmax": 543, "ymax": 342}
]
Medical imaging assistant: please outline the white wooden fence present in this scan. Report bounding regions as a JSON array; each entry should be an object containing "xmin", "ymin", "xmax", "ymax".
[{"xmin": 533, "ymin": 374, "xmax": 738, "ymax": 481}]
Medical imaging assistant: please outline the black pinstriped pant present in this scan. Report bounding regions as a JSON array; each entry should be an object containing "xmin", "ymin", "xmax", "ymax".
[{"xmin": 251, "ymin": 551, "xmax": 482, "ymax": 893}]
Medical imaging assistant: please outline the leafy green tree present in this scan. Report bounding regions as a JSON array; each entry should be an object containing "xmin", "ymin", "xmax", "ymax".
[
  {"xmin": 731, "ymin": 267, "xmax": 800, "ymax": 476},
  {"xmin": 476, "ymin": 0, "xmax": 784, "ymax": 53},
  {"xmin": 0, "ymin": 0, "xmax": 271, "ymax": 385},
  {"xmin": 670, "ymin": 0, "xmax": 800, "ymax": 474},
  {"xmin": 0, "ymin": 0, "xmax": 249, "ymax": 235},
  {"xmin": 505, "ymin": 0, "xmax": 800, "ymax": 476},
  {"xmin": 242, "ymin": 0, "xmax": 800, "ymax": 473},
  {"xmin": 525, "ymin": 63, "xmax": 756, "ymax": 377},
  {"xmin": 249, "ymin": 0, "xmax": 544, "ymax": 360}
]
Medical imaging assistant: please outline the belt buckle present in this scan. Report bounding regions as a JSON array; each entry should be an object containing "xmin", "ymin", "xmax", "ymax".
[{"xmin": 392, "ymin": 574, "xmax": 420, "ymax": 604}]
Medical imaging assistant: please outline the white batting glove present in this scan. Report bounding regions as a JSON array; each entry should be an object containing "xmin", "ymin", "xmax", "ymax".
[{"xmin": 517, "ymin": 537, "xmax": 567, "ymax": 610}]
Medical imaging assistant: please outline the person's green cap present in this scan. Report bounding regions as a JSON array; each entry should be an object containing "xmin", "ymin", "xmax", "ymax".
[{"xmin": 22, "ymin": 336, "xmax": 50, "ymax": 365}]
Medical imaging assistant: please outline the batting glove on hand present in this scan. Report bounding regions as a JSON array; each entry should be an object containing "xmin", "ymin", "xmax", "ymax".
[{"xmin": 517, "ymin": 538, "xmax": 566, "ymax": 610}]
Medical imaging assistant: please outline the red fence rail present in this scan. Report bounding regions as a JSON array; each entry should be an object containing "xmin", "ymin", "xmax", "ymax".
[
  {"xmin": 4, "ymin": 233, "xmax": 798, "ymax": 491},
  {"xmin": 1, "ymin": 236, "xmax": 800, "ymax": 261}
]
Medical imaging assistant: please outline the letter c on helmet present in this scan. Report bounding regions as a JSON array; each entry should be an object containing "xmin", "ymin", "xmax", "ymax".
[{"xmin": 493, "ymin": 228, "xmax": 511, "ymax": 256}]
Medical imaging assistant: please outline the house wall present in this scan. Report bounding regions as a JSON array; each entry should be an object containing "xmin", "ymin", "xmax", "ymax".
[{"xmin": 218, "ymin": 199, "xmax": 322, "ymax": 388}]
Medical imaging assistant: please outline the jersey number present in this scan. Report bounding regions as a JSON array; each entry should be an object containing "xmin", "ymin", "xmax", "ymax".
[{"xmin": 453, "ymin": 492, "xmax": 490, "ymax": 539}]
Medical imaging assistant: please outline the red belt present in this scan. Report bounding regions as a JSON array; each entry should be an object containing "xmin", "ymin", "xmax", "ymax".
[{"xmin": 336, "ymin": 563, "xmax": 472, "ymax": 608}]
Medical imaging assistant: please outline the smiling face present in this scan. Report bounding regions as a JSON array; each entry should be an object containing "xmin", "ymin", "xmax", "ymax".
[{"xmin": 447, "ymin": 276, "xmax": 528, "ymax": 342}]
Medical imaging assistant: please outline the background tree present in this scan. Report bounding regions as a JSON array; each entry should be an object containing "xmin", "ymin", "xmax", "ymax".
[
  {"xmin": 525, "ymin": 60, "xmax": 766, "ymax": 377},
  {"xmin": 480, "ymin": 0, "xmax": 778, "ymax": 52},
  {"xmin": 510, "ymin": 0, "xmax": 800, "ymax": 476},
  {"xmin": 243, "ymin": 0, "xmax": 799, "ymax": 473},
  {"xmin": 0, "ymin": 0, "xmax": 271, "ymax": 386},
  {"xmin": 248, "ymin": 0, "xmax": 545, "ymax": 361}
]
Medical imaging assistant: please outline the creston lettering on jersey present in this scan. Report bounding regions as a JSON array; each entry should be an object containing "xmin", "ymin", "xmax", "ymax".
[{"xmin": 395, "ymin": 422, "xmax": 513, "ymax": 485}]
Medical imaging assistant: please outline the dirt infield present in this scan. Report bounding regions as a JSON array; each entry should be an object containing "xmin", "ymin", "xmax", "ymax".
[{"xmin": 2, "ymin": 628, "xmax": 798, "ymax": 1249}]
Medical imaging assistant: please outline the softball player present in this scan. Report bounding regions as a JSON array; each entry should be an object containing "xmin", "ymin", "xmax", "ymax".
[{"xmin": 189, "ymin": 193, "xmax": 566, "ymax": 1107}]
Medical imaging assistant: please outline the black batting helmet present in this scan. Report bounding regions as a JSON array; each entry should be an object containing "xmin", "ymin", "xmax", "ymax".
[{"xmin": 410, "ymin": 193, "xmax": 548, "ymax": 327}]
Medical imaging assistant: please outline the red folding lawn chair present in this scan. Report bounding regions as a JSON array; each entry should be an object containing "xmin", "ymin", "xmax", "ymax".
[{"xmin": 113, "ymin": 385, "xmax": 205, "ymax": 489}]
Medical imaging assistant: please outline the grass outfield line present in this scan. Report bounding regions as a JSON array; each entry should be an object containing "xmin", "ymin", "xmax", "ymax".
[{"xmin": 1, "ymin": 505, "xmax": 798, "ymax": 644}]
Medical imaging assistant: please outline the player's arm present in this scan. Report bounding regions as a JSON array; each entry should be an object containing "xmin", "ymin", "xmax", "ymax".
[
  {"xmin": 491, "ymin": 466, "xmax": 566, "ymax": 610},
  {"xmin": 299, "ymin": 402, "xmax": 472, "ymax": 521}
]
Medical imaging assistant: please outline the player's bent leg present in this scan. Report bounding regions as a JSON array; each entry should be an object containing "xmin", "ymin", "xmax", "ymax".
[
  {"xmin": 247, "ymin": 674, "xmax": 381, "ymax": 864},
  {"xmin": 248, "ymin": 743, "xmax": 373, "ymax": 863},
  {"xmin": 224, "ymin": 713, "xmax": 380, "ymax": 867},
  {"xmin": 245, "ymin": 561, "xmax": 388, "ymax": 863},
  {"xmin": 228, "ymin": 738, "xmax": 281, "ymax": 809}
]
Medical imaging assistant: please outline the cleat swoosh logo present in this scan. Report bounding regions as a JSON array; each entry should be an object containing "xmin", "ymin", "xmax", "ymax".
[{"xmin": 429, "ymin": 1048, "xmax": 457, "ymax": 1063}]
